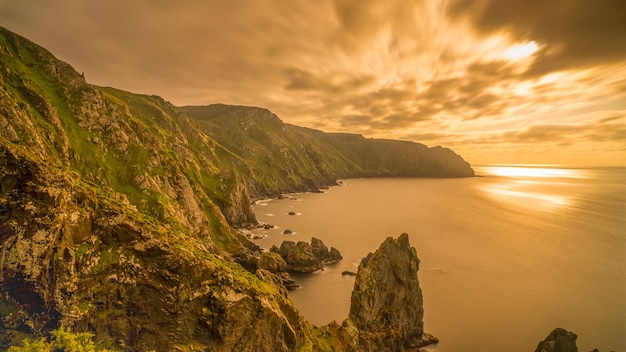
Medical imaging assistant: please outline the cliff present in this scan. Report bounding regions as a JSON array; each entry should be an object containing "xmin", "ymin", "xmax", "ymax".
[
  {"xmin": 0, "ymin": 26, "xmax": 466, "ymax": 351},
  {"xmin": 182, "ymin": 104, "xmax": 475, "ymax": 198},
  {"xmin": 0, "ymin": 27, "xmax": 303, "ymax": 350}
]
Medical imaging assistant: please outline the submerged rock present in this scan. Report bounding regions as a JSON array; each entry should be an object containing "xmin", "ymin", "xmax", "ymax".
[
  {"xmin": 344, "ymin": 233, "xmax": 437, "ymax": 351},
  {"xmin": 535, "ymin": 328, "xmax": 579, "ymax": 352}
]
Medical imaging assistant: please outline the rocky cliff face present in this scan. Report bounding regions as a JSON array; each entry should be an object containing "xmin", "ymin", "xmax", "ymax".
[
  {"xmin": 342, "ymin": 233, "xmax": 438, "ymax": 351},
  {"xmin": 0, "ymin": 143, "xmax": 310, "ymax": 352}
]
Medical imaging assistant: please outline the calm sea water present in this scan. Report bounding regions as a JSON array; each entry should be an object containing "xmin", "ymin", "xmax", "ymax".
[{"xmin": 250, "ymin": 165, "xmax": 626, "ymax": 352}]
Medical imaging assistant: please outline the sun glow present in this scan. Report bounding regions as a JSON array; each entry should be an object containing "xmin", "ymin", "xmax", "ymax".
[
  {"xmin": 503, "ymin": 41, "xmax": 539, "ymax": 60},
  {"xmin": 486, "ymin": 166, "xmax": 581, "ymax": 178}
]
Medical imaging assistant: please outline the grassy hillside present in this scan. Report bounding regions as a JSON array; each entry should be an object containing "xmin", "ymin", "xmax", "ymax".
[{"xmin": 183, "ymin": 104, "xmax": 474, "ymax": 197}]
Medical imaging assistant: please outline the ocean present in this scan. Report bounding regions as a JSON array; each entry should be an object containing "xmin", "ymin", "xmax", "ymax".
[{"xmin": 249, "ymin": 165, "xmax": 626, "ymax": 352}]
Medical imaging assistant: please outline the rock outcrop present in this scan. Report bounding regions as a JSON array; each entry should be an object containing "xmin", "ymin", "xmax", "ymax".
[
  {"xmin": 311, "ymin": 236, "xmax": 343, "ymax": 264},
  {"xmin": 271, "ymin": 241, "xmax": 323, "ymax": 273},
  {"xmin": 256, "ymin": 251, "xmax": 299, "ymax": 289},
  {"xmin": 535, "ymin": 328, "xmax": 579, "ymax": 352},
  {"xmin": 271, "ymin": 238, "xmax": 342, "ymax": 273},
  {"xmin": 343, "ymin": 233, "xmax": 438, "ymax": 351}
]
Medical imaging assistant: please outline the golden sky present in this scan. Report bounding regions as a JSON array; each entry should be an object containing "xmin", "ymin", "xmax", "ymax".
[{"xmin": 2, "ymin": 0, "xmax": 625, "ymax": 166}]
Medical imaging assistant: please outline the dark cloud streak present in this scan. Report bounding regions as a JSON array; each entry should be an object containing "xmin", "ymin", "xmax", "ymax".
[{"xmin": 448, "ymin": 0, "xmax": 626, "ymax": 76}]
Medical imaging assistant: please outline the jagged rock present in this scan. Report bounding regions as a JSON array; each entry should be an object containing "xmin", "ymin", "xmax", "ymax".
[
  {"xmin": 345, "ymin": 233, "xmax": 437, "ymax": 351},
  {"xmin": 327, "ymin": 247, "xmax": 343, "ymax": 263},
  {"xmin": 311, "ymin": 237, "xmax": 329, "ymax": 258},
  {"xmin": 535, "ymin": 328, "xmax": 579, "ymax": 352},
  {"xmin": 271, "ymin": 241, "xmax": 322, "ymax": 273},
  {"xmin": 271, "ymin": 238, "xmax": 342, "ymax": 273},
  {"xmin": 311, "ymin": 237, "xmax": 343, "ymax": 264}
]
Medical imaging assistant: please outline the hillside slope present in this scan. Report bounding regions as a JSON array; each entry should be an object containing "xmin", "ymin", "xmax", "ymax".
[{"xmin": 182, "ymin": 104, "xmax": 474, "ymax": 197}]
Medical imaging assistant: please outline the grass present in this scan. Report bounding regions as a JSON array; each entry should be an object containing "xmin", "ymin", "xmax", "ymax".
[{"xmin": 92, "ymin": 249, "xmax": 119, "ymax": 272}]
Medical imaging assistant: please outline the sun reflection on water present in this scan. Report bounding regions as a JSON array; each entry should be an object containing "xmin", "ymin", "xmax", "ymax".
[
  {"xmin": 485, "ymin": 165, "xmax": 583, "ymax": 178},
  {"xmin": 483, "ymin": 185, "xmax": 569, "ymax": 207},
  {"xmin": 476, "ymin": 165, "xmax": 577, "ymax": 209}
]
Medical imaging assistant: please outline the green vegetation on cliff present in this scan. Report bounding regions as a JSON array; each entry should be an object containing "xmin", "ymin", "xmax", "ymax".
[{"xmin": 183, "ymin": 104, "xmax": 474, "ymax": 197}]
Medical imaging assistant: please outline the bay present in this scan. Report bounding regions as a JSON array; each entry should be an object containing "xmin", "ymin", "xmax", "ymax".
[{"xmin": 250, "ymin": 165, "xmax": 626, "ymax": 352}]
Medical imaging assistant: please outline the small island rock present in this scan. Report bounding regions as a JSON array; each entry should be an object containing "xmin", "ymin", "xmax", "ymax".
[
  {"xmin": 535, "ymin": 328, "xmax": 579, "ymax": 352},
  {"xmin": 344, "ymin": 233, "xmax": 437, "ymax": 350}
]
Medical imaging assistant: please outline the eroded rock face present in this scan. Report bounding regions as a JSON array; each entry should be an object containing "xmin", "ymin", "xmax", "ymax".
[
  {"xmin": 346, "ymin": 233, "xmax": 436, "ymax": 351},
  {"xmin": 0, "ymin": 145, "xmax": 306, "ymax": 352},
  {"xmin": 535, "ymin": 328, "xmax": 579, "ymax": 352}
]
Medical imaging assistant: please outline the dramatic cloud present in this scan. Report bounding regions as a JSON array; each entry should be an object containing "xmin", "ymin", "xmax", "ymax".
[
  {"xmin": 448, "ymin": 0, "xmax": 626, "ymax": 76},
  {"xmin": 1, "ymin": 0, "xmax": 624, "ymax": 165}
]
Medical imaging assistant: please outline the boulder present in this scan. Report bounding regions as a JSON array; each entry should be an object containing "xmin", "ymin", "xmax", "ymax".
[
  {"xmin": 283, "ymin": 229, "xmax": 293, "ymax": 235},
  {"xmin": 535, "ymin": 328, "xmax": 579, "ymax": 352},
  {"xmin": 345, "ymin": 233, "xmax": 437, "ymax": 350}
]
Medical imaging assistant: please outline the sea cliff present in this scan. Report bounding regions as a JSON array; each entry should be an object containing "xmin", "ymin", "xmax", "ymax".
[{"xmin": 0, "ymin": 26, "xmax": 467, "ymax": 351}]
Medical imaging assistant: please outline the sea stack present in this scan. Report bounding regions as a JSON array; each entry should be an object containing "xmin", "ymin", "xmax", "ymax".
[
  {"xmin": 345, "ymin": 233, "xmax": 438, "ymax": 350},
  {"xmin": 535, "ymin": 328, "xmax": 579, "ymax": 352}
]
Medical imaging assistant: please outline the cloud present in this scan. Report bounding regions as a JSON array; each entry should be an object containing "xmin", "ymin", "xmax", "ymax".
[
  {"xmin": 470, "ymin": 111, "xmax": 626, "ymax": 145},
  {"xmin": 447, "ymin": 0, "xmax": 626, "ymax": 76},
  {"xmin": 1, "ymin": 0, "xmax": 624, "ymax": 165}
]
